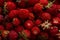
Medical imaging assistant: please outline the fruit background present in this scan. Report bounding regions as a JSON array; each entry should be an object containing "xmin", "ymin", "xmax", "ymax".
[{"xmin": 0, "ymin": 0, "xmax": 60, "ymax": 40}]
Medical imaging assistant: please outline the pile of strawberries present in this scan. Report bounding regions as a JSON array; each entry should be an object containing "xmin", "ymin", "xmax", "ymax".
[{"xmin": 0, "ymin": 0, "xmax": 60, "ymax": 40}]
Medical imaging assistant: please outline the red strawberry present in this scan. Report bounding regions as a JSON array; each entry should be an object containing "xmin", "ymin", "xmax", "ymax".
[
  {"xmin": 0, "ymin": 7, "xmax": 2, "ymax": 14},
  {"xmin": 24, "ymin": 20, "xmax": 34, "ymax": 29},
  {"xmin": 8, "ymin": 30, "xmax": 18, "ymax": 40},
  {"xmin": 0, "ymin": 0, "xmax": 4, "ymax": 6},
  {"xmin": 33, "ymin": 3, "xmax": 43, "ymax": 13},
  {"xmin": 6, "ymin": 0, "xmax": 12, "ymax": 2},
  {"xmin": 57, "ymin": 13, "xmax": 60, "ymax": 18},
  {"xmin": 6, "ymin": 22, "xmax": 13, "ymax": 30},
  {"xmin": 35, "ymin": 19, "xmax": 42, "ymax": 26},
  {"xmin": 5, "ymin": 2, "xmax": 16, "ymax": 11},
  {"xmin": 0, "ymin": 25, "xmax": 4, "ymax": 31},
  {"xmin": 8, "ymin": 10, "xmax": 18, "ymax": 18},
  {"xmin": 41, "ymin": 12, "xmax": 51, "ymax": 20},
  {"xmin": 0, "ymin": 15, "xmax": 3, "ymax": 22},
  {"xmin": 15, "ymin": 26, "xmax": 24, "ymax": 32},
  {"xmin": 31, "ymin": 26, "xmax": 40, "ymax": 35},
  {"xmin": 49, "ymin": 26, "xmax": 58, "ymax": 37},
  {"xmin": 52, "ymin": 17, "xmax": 60, "ymax": 25},
  {"xmin": 27, "ymin": 7, "xmax": 33, "ymax": 12},
  {"xmin": 22, "ymin": 30, "xmax": 31, "ymax": 38},
  {"xmin": 18, "ymin": 9, "xmax": 30, "ymax": 19},
  {"xmin": 13, "ymin": 18, "xmax": 21, "ymax": 26},
  {"xmin": 39, "ymin": 0, "xmax": 48, "ymax": 6}
]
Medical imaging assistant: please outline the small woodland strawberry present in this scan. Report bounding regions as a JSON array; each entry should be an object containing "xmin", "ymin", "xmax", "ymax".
[
  {"xmin": 18, "ymin": 9, "xmax": 30, "ymax": 19},
  {"xmin": 0, "ymin": 0, "xmax": 4, "ymax": 6},
  {"xmin": 12, "ymin": 18, "xmax": 21, "ymax": 26},
  {"xmin": 8, "ymin": 30, "xmax": 18, "ymax": 40},
  {"xmin": 40, "ymin": 12, "xmax": 51, "ymax": 20},
  {"xmin": 8, "ymin": 10, "xmax": 18, "ymax": 19},
  {"xmin": 0, "ymin": 7, "xmax": 2, "ymax": 14},
  {"xmin": 24, "ymin": 20, "xmax": 34, "ymax": 29},
  {"xmin": 6, "ymin": 0, "xmax": 13, "ymax": 2},
  {"xmin": 39, "ymin": 0, "xmax": 48, "ymax": 6},
  {"xmin": 57, "ymin": 13, "xmax": 60, "ymax": 18},
  {"xmin": 5, "ymin": 2, "xmax": 16, "ymax": 11},
  {"xmin": 31, "ymin": 26, "xmax": 40, "ymax": 35},
  {"xmin": 0, "ymin": 15, "xmax": 4, "ymax": 22}
]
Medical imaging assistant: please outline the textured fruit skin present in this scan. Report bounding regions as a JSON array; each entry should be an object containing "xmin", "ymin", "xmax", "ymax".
[
  {"xmin": 0, "ymin": 0, "xmax": 4, "ymax": 6},
  {"xmin": 15, "ymin": 26, "xmax": 24, "ymax": 32},
  {"xmin": 31, "ymin": 26, "xmax": 40, "ymax": 35},
  {"xmin": 6, "ymin": 2, "xmax": 16, "ymax": 11},
  {"xmin": 52, "ymin": 17, "xmax": 60, "ymax": 25},
  {"xmin": 18, "ymin": 9, "xmax": 30, "ymax": 19},
  {"xmin": 40, "ymin": 0, "xmax": 48, "ymax": 6},
  {"xmin": 41, "ymin": 12, "xmax": 51, "ymax": 20},
  {"xmin": 0, "ymin": 15, "xmax": 3, "ymax": 22},
  {"xmin": 33, "ymin": 3, "xmax": 43, "ymax": 13},
  {"xmin": 0, "ymin": 25, "xmax": 4, "ymax": 31},
  {"xmin": 22, "ymin": 30, "xmax": 31, "ymax": 38},
  {"xmin": 8, "ymin": 10, "xmax": 18, "ymax": 19},
  {"xmin": 6, "ymin": 0, "xmax": 12, "ymax": 2},
  {"xmin": 13, "ymin": 18, "xmax": 21, "ymax": 26},
  {"xmin": 8, "ymin": 30, "xmax": 18, "ymax": 40},
  {"xmin": 24, "ymin": 20, "xmax": 34, "ymax": 29}
]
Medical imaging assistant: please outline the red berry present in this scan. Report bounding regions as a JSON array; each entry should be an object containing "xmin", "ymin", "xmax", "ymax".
[
  {"xmin": 24, "ymin": 20, "xmax": 34, "ymax": 29},
  {"xmin": 6, "ymin": 22, "xmax": 13, "ymax": 30},
  {"xmin": 6, "ymin": 0, "xmax": 12, "ymax": 2},
  {"xmin": 35, "ymin": 19, "xmax": 42, "ymax": 26},
  {"xmin": 57, "ymin": 13, "xmax": 60, "ymax": 18},
  {"xmin": 8, "ymin": 10, "xmax": 18, "ymax": 18},
  {"xmin": 52, "ymin": 17, "xmax": 60, "ymax": 25},
  {"xmin": 40, "ymin": 0, "xmax": 48, "ymax": 6},
  {"xmin": 0, "ymin": 15, "xmax": 3, "ymax": 22},
  {"xmin": 33, "ymin": 3, "xmax": 43, "ymax": 13},
  {"xmin": 22, "ymin": 30, "xmax": 31, "ymax": 38},
  {"xmin": 18, "ymin": 9, "xmax": 30, "ymax": 19},
  {"xmin": 0, "ymin": 7, "xmax": 2, "ymax": 14},
  {"xmin": 31, "ymin": 26, "xmax": 40, "ymax": 35},
  {"xmin": 0, "ymin": 25, "xmax": 4, "ymax": 30},
  {"xmin": 15, "ymin": 26, "xmax": 24, "ymax": 32},
  {"xmin": 0, "ymin": 0, "xmax": 4, "ymax": 6},
  {"xmin": 8, "ymin": 30, "xmax": 18, "ymax": 39},
  {"xmin": 6, "ymin": 2, "xmax": 16, "ymax": 11},
  {"xmin": 13, "ymin": 18, "xmax": 21, "ymax": 26},
  {"xmin": 41, "ymin": 12, "xmax": 51, "ymax": 20}
]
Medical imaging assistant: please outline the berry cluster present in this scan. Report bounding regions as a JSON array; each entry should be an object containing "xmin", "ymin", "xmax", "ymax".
[{"xmin": 0, "ymin": 0, "xmax": 60, "ymax": 40}]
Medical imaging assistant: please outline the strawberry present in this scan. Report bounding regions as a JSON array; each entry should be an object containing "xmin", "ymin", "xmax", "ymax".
[
  {"xmin": 18, "ymin": 9, "xmax": 30, "ymax": 19},
  {"xmin": 0, "ymin": 0, "xmax": 4, "ymax": 6},
  {"xmin": 31, "ymin": 26, "xmax": 40, "ymax": 35},
  {"xmin": 13, "ymin": 18, "xmax": 21, "ymax": 26},
  {"xmin": 24, "ymin": 20, "xmax": 34, "ymax": 29},
  {"xmin": 6, "ymin": 0, "xmax": 12, "ymax": 2},
  {"xmin": 8, "ymin": 10, "xmax": 18, "ymax": 19},
  {"xmin": 0, "ymin": 15, "xmax": 3, "ymax": 22},
  {"xmin": 0, "ymin": 7, "xmax": 2, "ymax": 14},
  {"xmin": 0, "ymin": 25, "xmax": 4, "ymax": 31},
  {"xmin": 8, "ymin": 30, "xmax": 18, "ymax": 40},
  {"xmin": 40, "ymin": 12, "xmax": 51, "ymax": 20},
  {"xmin": 57, "ymin": 13, "xmax": 60, "ymax": 18},
  {"xmin": 5, "ymin": 2, "xmax": 16, "ymax": 11}
]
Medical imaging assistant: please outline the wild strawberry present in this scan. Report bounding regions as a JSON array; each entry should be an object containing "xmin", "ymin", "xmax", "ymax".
[
  {"xmin": 6, "ymin": 0, "xmax": 12, "ymax": 2},
  {"xmin": 35, "ymin": 19, "xmax": 42, "ymax": 26},
  {"xmin": 33, "ymin": 3, "xmax": 43, "ymax": 13},
  {"xmin": 31, "ymin": 26, "xmax": 40, "ymax": 35},
  {"xmin": 52, "ymin": 17, "xmax": 60, "ymax": 25},
  {"xmin": 8, "ymin": 10, "xmax": 18, "ymax": 18},
  {"xmin": 18, "ymin": 9, "xmax": 30, "ymax": 19},
  {"xmin": 27, "ymin": 7, "xmax": 33, "ymax": 12},
  {"xmin": 57, "ymin": 13, "xmax": 60, "ymax": 18},
  {"xmin": 0, "ymin": 15, "xmax": 4, "ymax": 22},
  {"xmin": 49, "ymin": 26, "xmax": 58, "ymax": 37},
  {"xmin": 0, "ymin": 0, "xmax": 4, "ymax": 6},
  {"xmin": 28, "ymin": 13, "xmax": 35, "ymax": 20},
  {"xmin": 8, "ymin": 30, "xmax": 18, "ymax": 40},
  {"xmin": 40, "ymin": 12, "xmax": 51, "ymax": 20},
  {"xmin": 6, "ymin": 22, "xmax": 13, "ymax": 30},
  {"xmin": 39, "ymin": 0, "xmax": 48, "ymax": 6},
  {"xmin": 0, "ymin": 25, "xmax": 4, "ymax": 31},
  {"xmin": 21, "ymin": 30, "xmax": 31, "ymax": 38},
  {"xmin": 13, "ymin": 18, "xmax": 21, "ymax": 26},
  {"xmin": 24, "ymin": 20, "xmax": 34, "ymax": 29},
  {"xmin": 15, "ymin": 26, "xmax": 24, "ymax": 32},
  {"xmin": 5, "ymin": 2, "xmax": 16, "ymax": 11},
  {"xmin": 0, "ymin": 7, "xmax": 2, "ymax": 14}
]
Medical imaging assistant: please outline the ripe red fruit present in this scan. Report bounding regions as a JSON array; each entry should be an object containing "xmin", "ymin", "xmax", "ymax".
[
  {"xmin": 8, "ymin": 30, "xmax": 18, "ymax": 40},
  {"xmin": 5, "ymin": 2, "xmax": 16, "ymax": 11},
  {"xmin": 8, "ymin": 10, "xmax": 18, "ymax": 18},
  {"xmin": 57, "ymin": 13, "xmax": 60, "ymax": 18},
  {"xmin": 13, "ymin": 18, "xmax": 21, "ymax": 26},
  {"xmin": 0, "ymin": 7, "xmax": 2, "ymax": 14},
  {"xmin": 33, "ymin": 3, "xmax": 43, "ymax": 13},
  {"xmin": 52, "ymin": 17, "xmax": 60, "ymax": 25},
  {"xmin": 39, "ymin": 0, "xmax": 48, "ymax": 6},
  {"xmin": 22, "ymin": 30, "xmax": 31, "ymax": 38},
  {"xmin": 0, "ymin": 0, "xmax": 4, "ymax": 6},
  {"xmin": 35, "ymin": 19, "xmax": 42, "ymax": 26},
  {"xmin": 18, "ymin": 9, "xmax": 30, "ymax": 19},
  {"xmin": 24, "ymin": 20, "xmax": 34, "ymax": 29},
  {"xmin": 0, "ymin": 15, "xmax": 3, "ymax": 22},
  {"xmin": 49, "ymin": 26, "xmax": 58, "ymax": 37},
  {"xmin": 31, "ymin": 26, "xmax": 40, "ymax": 35},
  {"xmin": 0, "ymin": 25, "xmax": 4, "ymax": 31},
  {"xmin": 6, "ymin": 0, "xmax": 12, "ymax": 2},
  {"xmin": 6, "ymin": 22, "xmax": 13, "ymax": 30},
  {"xmin": 41, "ymin": 12, "xmax": 51, "ymax": 20},
  {"xmin": 15, "ymin": 26, "xmax": 24, "ymax": 32}
]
